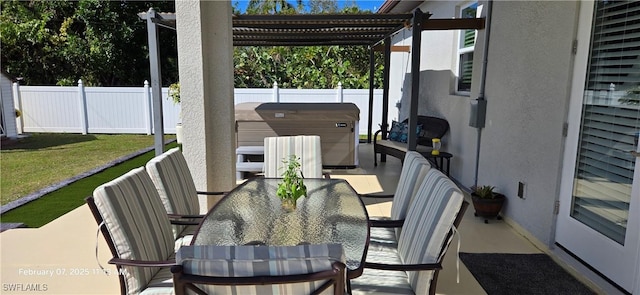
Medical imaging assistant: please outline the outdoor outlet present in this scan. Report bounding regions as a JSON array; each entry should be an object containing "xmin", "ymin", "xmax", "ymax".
[{"xmin": 518, "ymin": 182, "xmax": 526, "ymax": 199}]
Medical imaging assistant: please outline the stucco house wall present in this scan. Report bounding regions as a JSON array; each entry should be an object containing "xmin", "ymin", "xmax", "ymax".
[
  {"xmin": 1, "ymin": 71, "xmax": 18, "ymax": 139},
  {"xmin": 391, "ymin": 1, "xmax": 580, "ymax": 246},
  {"xmin": 478, "ymin": 1, "xmax": 578, "ymax": 245}
]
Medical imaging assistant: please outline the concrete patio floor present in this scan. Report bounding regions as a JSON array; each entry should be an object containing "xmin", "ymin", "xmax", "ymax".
[{"xmin": 0, "ymin": 143, "xmax": 614, "ymax": 294}]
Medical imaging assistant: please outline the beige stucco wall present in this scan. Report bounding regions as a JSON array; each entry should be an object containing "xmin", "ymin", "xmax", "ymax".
[
  {"xmin": 175, "ymin": 1, "xmax": 236, "ymax": 211},
  {"xmin": 478, "ymin": 1, "xmax": 578, "ymax": 245},
  {"xmin": 393, "ymin": 0, "xmax": 580, "ymax": 246}
]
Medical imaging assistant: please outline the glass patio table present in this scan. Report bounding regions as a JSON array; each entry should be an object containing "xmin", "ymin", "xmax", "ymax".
[{"xmin": 192, "ymin": 177, "xmax": 370, "ymax": 279}]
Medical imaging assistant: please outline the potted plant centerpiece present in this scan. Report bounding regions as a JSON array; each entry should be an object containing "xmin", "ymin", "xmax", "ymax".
[
  {"xmin": 276, "ymin": 155, "xmax": 307, "ymax": 212},
  {"xmin": 471, "ymin": 185, "xmax": 506, "ymax": 223}
]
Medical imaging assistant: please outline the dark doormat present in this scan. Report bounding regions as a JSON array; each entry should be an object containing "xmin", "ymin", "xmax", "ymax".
[{"xmin": 459, "ymin": 253, "xmax": 596, "ymax": 295}]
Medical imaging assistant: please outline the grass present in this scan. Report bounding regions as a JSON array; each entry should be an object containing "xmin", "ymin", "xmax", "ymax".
[
  {"xmin": 1, "ymin": 133, "xmax": 167, "ymax": 205},
  {"xmin": 1, "ymin": 133, "xmax": 176, "ymax": 227}
]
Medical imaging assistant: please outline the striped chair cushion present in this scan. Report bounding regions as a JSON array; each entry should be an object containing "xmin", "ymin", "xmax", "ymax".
[
  {"xmin": 350, "ymin": 247, "xmax": 413, "ymax": 295},
  {"xmin": 176, "ymin": 244, "xmax": 345, "ymax": 295},
  {"xmin": 397, "ymin": 169, "xmax": 464, "ymax": 295},
  {"xmin": 146, "ymin": 147, "xmax": 200, "ymax": 238},
  {"xmin": 368, "ymin": 225, "xmax": 398, "ymax": 250},
  {"xmin": 388, "ymin": 151, "xmax": 431, "ymax": 238},
  {"xmin": 93, "ymin": 167, "xmax": 176, "ymax": 295},
  {"xmin": 263, "ymin": 135, "xmax": 323, "ymax": 178},
  {"xmin": 139, "ymin": 258, "xmax": 175, "ymax": 295}
]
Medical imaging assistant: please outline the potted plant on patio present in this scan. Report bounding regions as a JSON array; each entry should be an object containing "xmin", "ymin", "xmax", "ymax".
[
  {"xmin": 471, "ymin": 185, "xmax": 506, "ymax": 223},
  {"xmin": 276, "ymin": 155, "xmax": 307, "ymax": 212}
]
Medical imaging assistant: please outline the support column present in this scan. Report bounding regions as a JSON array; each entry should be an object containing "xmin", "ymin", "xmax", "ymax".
[
  {"xmin": 382, "ymin": 37, "xmax": 391, "ymax": 141},
  {"xmin": 145, "ymin": 8, "xmax": 165, "ymax": 156},
  {"xmin": 176, "ymin": 1, "xmax": 235, "ymax": 211},
  {"xmin": 367, "ymin": 46, "xmax": 375, "ymax": 143}
]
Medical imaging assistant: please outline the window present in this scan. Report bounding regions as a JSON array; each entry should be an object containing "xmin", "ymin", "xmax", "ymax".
[{"xmin": 456, "ymin": 2, "xmax": 479, "ymax": 94}]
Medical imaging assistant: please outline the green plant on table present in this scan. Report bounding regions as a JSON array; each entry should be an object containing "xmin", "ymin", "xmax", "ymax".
[{"xmin": 276, "ymin": 155, "xmax": 307, "ymax": 211}]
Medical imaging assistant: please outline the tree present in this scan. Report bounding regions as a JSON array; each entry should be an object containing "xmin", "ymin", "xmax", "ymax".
[
  {"xmin": 0, "ymin": 0, "xmax": 177, "ymax": 86},
  {"xmin": 1, "ymin": 0, "xmax": 383, "ymax": 89},
  {"xmin": 246, "ymin": 0, "xmax": 302, "ymax": 14}
]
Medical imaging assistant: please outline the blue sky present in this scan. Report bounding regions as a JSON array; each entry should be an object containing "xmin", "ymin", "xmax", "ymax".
[{"xmin": 234, "ymin": 1, "xmax": 386, "ymax": 13}]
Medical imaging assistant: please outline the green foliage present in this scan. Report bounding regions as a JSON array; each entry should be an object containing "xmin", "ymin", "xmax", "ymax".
[
  {"xmin": 246, "ymin": 0, "xmax": 300, "ymax": 14},
  {"xmin": 169, "ymin": 81, "xmax": 180, "ymax": 104},
  {"xmin": 0, "ymin": 0, "xmax": 177, "ymax": 86},
  {"xmin": 619, "ymin": 86, "xmax": 640, "ymax": 105},
  {"xmin": 471, "ymin": 185, "xmax": 497, "ymax": 199},
  {"xmin": 234, "ymin": 44, "xmax": 383, "ymax": 89},
  {"xmin": 276, "ymin": 155, "xmax": 307, "ymax": 203},
  {"xmin": 233, "ymin": 0, "xmax": 384, "ymax": 89},
  {"xmin": 1, "ymin": 0, "xmax": 383, "ymax": 89}
]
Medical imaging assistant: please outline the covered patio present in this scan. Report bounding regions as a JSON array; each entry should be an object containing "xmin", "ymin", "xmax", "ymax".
[
  {"xmin": 1, "ymin": 1, "xmax": 636, "ymax": 294},
  {"xmin": 139, "ymin": 3, "xmax": 486, "ymax": 211},
  {"xmin": 1, "ymin": 143, "xmax": 567, "ymax": 294}
]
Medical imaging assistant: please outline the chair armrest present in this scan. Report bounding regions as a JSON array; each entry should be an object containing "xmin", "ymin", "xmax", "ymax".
[
  {"xmin": 358, "ymin": 193, "xmax": 394, "ymax": 199},
  {"xmin": 369, "ymin": 219, "xmax": 404, "ymax": 228},
  {"xmin": 365, "ymin": 261, "xmax": 442, "ymax": 271},
  {"xmin": 373, "ymin": 129, "xmax": 384, "ymax": 145},
  {"xmin": 108, "ymin": 257, "xmax": 176, "ymax": 267},
  {"xmin": 170, "ymin": 219, "xmax": 200, "ymax": 226},
  {"xmin": 168, "ymin": 213, "xmax": 204, "ymax": 225},
  {"xmin": 168, "ymin": 213, "xmax": 205, "ymax": 219},
  {"xmin": 196, "ymin": 191, "xmax": 227, "ymax": 196}
]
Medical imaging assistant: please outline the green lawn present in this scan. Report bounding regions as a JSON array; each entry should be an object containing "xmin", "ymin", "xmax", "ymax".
[{"xmin": 1, "ymin": 133, "xmax": 176, "ymax": 227}]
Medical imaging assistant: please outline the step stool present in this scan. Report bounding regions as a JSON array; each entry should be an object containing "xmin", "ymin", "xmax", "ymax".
[{"xmin": 236, "ymin": 146, "xmax": 265, "ymax": 180}]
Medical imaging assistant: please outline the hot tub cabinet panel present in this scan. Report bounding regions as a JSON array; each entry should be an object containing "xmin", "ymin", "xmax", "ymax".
[{"xmin": 235, "ymin": 102, "xmax": 359, "ymax": 168}]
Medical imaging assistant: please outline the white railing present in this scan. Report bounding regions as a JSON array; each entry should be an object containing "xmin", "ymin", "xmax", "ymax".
[{"xmin": 13, "ymin": 81, "xmax": 390, "ymax": 136}]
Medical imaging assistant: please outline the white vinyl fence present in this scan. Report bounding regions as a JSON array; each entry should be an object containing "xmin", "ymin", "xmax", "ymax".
[{"xmin": 13, "ymin": 80, "xmax": 391, "ymax": 136}]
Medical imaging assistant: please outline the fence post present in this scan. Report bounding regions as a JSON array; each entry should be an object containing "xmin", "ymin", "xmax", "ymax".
[
  {"xmin": 336, "ymin": 82, "xmax": 343, "ymax": 102},
  {"xmin": 78, "ymin": 79, "xmax": 88, "ymax": 135},
  {"xmin": 12, "ymin": 81, "xmax": 24, "ymax": 134},
  {"xmin": 273, "ymin": 81, "xmax": 279, "ymax": 102},
  {"xmin": 144, "ymin": 80, "xmax": 152, "ymax": 135}
]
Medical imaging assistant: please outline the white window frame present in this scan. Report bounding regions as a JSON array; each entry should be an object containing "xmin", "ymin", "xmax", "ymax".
[{"xmin": 455, "ymin": 1, "xmax": 481, "ymax": 95}]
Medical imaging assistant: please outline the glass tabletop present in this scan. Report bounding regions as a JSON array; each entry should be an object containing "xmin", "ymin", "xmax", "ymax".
[{"xmin": 192, "ymin": 177, "xmax": 370, "ymax": 278}]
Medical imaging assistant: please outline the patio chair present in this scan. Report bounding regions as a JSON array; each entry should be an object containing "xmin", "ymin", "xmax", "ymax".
[
  {"xmin": 263, "ymin": 135, "xmax": 329, "ymax": 178},
  {"xmin": 145, "ymin": 147, "xmax": 226, "ymax": 242},
  {"xmin": 86, "ymin": 167, "xmax": 177, "ymax": 295},
  {"xmin": 172, "ymin": 243, "xmax": 347, "ymax": 295},
  {"xmin": 350, "ymin": 168, "xmax": 468, "ymax": 295},
  {"xmin": 359, "ymin": 151, "xmax": 431, "ymax": 246}
]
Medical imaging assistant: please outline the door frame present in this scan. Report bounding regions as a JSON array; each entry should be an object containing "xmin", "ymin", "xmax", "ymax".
[{"xmin": 556, "ymin": 1, "xmax": 640, "ymax": 293}]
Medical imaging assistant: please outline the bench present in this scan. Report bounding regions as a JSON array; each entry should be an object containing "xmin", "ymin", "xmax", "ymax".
[{"xmin": 373, "ymin": 115, "xmax": 449, "ymax": 166}]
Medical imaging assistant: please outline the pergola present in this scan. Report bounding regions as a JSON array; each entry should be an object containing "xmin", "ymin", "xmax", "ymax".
[{"xmin": 139, "ymin": 8, "xmax": 484, "ymax": 155}]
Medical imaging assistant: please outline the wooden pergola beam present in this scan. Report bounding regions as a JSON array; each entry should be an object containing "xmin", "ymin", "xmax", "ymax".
[
  {"xmin": 422, "ymin": 18, "xmax": 485, "ymax": 30},
  {"xmin": 373, "ymin": 45, "xmax": 410, "ymax": 52}
]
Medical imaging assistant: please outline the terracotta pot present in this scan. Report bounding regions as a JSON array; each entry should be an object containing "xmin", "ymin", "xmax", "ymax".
[{"xmin": 471, "ymin": 193, "xmax": 505, "ymax": 218}]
